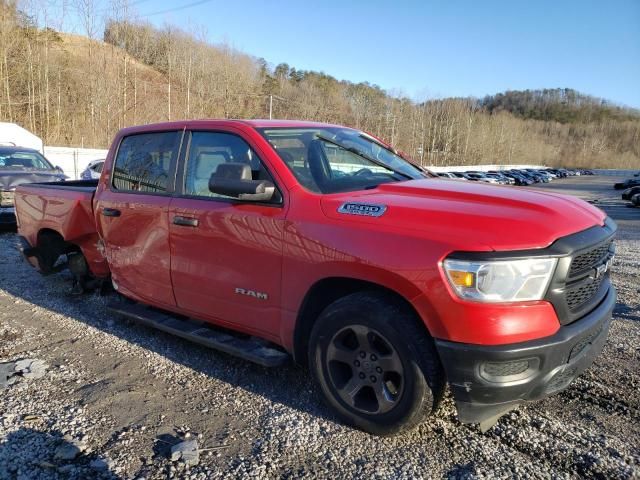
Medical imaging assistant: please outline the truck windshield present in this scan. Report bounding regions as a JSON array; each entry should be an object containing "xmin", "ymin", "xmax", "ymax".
[
  {"xmin": 0, "ymin": 148, "xmax": 54, "ymax": 170},
  {"xmin": 259, "ymin": 127, "xmax": 427, "ymax": 193}
]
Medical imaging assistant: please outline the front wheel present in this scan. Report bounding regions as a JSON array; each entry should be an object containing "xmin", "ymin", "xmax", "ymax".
[{"xmin": 309, "ymin": 292, "xmax": 444, "ymax": 435}]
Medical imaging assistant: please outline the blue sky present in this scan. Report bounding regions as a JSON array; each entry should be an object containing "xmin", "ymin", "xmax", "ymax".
[{"xmin": 60, "ymin": 0, "xmax": 640, "ymax": 107}]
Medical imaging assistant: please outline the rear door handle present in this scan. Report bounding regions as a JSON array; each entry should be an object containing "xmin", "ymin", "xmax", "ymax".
[
  {"xmin": 173, "ymin": 216, "xmax": 199, "ymax": 227},
  {"xmin": 102, "ymin": 208, "xmax": 121, "ymax": 217}
]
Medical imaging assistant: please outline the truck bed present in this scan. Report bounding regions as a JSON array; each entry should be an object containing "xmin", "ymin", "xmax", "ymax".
[
  {"xmin": 14, "ymin": 179, "xmax": 109, "ymax": 277},
  {"xmin": 19, "ymin": 179, "xmax": 99, "ymax": 191}
]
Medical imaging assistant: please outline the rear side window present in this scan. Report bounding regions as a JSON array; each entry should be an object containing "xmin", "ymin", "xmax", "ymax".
[{"xmin": 112, "ymin": 132, "xmax": 181, "ymax": 193}]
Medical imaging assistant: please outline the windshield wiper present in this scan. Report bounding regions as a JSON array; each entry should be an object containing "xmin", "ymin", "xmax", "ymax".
[{"xmin": 315, "ymin": 134, "xmax": 413, "ymax": 181}]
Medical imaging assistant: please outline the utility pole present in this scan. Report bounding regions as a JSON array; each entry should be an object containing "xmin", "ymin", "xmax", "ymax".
[{"xmin": 269, "ymin": 95, "xmax": 273, "ymax": 120}]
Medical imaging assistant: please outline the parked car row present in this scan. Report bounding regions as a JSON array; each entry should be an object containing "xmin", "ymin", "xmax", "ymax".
[
  {"xmin": 436, "ymin": 167, "xmax": 593, "ymax": 185},
  {"xmin": 618, "ymin": 172, "xmax": 640, "ymax": 207},
  {"xmin": 614, "ymin": 172, "xmax": 640, "ymax": 190}
]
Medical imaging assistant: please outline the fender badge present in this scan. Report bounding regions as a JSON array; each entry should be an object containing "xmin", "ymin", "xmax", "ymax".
[
  {"xmin": 235, "ymin": 287, "xmax": 268, "ymax": 300},
  {"xmin": 337, "ymin": 203, "xmax": 387, "ymax": 217}
]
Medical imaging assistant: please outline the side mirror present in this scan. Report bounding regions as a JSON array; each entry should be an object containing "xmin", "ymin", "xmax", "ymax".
[
  {"xmin": 209, "ymin": 175, "xmax": 275, "ymax": 202},
  {"xmin": 55, "ymin": 165, "xmax": 63, "ymax": 172}
]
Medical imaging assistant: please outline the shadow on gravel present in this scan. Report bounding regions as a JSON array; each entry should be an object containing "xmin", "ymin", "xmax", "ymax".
[
  {"xmin": 614, "ymin": 304, "xmax": 640, "ymax": 322},
  {"xmin": 0, "ymin": 427, "xmax": 119, "ymax": 479},
  {"xmin": 445, "ymin": 462, "xmax": 477, "ymax": 479},
  {"xmin": 152, "ymin": 433, "xmax": 181, "ymax": 459},
  {"xmin": 0, "ymin": 235, "xmax": 338, "ymax": 428}
]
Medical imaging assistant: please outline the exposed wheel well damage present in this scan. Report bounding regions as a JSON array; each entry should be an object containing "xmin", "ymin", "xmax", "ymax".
[
  {"xmin": 293, "ymin": 277, "xmax": 429, "ymax": 365},
  {"xmin": 35, "ymin": 229, "xmax": 75, "ymax": 274},
  {"xmin": 34, "ymin": 228, "xmax": 100, "ymax": 293}
]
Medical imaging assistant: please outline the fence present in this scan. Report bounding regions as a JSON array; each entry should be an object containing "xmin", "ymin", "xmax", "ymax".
[{"xmin": 44, "ymin": 146, "xmax": 109, "ymax": 180}]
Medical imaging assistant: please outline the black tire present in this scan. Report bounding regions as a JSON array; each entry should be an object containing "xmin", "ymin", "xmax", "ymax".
[{"xmin": 309, "ymin": 291, "xmax": 444, "ymax": 436}]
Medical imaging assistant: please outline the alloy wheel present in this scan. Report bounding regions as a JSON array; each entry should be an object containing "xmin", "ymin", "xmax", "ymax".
[{"xmin": 325, "ymin": 325, "xmax": 404, "ymax": 414}]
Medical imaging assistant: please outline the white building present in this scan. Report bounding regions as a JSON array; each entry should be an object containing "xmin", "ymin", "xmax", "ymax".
[{"xmin": 0, "ymin": 122, "xmax": 44, "ymax": 153}]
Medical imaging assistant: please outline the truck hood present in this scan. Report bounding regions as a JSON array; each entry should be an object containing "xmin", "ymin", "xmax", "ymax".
[
  {"xmin": 0, "ymin": 170, "xmax": 66, "ymax": 190},
  {"xmin": 320, "ymin": 179, "xmax": 606, "ymax": 251}
]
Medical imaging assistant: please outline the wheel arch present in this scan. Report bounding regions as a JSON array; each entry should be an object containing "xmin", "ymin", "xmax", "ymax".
[
  {"xmin": 35, "ymin": 226, "xmax": 109, "ymax": 278},
  {"xmin": 37, "ymin": 227, "xmax": 65, "ymax": 243},
  {"xmin": 292, "ymin": 276, "xmax": 431, "ymax": 365},
  {"xmin": 36, "ymin": 227, "xmax": 84, "ymax": 253},
  {"xmin": 33, "ymin": 228, "xmax": 80, "ymax": 273}
]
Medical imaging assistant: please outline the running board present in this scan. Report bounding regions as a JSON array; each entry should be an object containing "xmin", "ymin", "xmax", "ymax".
[{"xmin": 107, "ymin": 300, "xmax": 289, "ymax": 367}]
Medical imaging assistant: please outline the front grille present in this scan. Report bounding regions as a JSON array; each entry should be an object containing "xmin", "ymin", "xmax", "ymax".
[
  {"xmin": 569, "ymin": 240, "xmax": 612, "ymax": 277},
  {"xmin": 535, "ymin": 220, "xmax": 615, "ymax": 325},
  {"xmin": 0, "ymin": 190, "xmax": 14, "ymax": 207},
  {"xmin": 558, "ymin": 236, "xmax": 614, "ymax": 318},
  {"xmin": 566, "ymin": 276, "xmax": 604, "ymax": 311}
]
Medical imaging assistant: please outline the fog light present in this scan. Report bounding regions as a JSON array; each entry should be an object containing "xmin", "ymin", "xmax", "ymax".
[
  {"xmin": 480, "ymin": 358, "xmax": 538, "ymax": 383},
  {"xmin": 483, "ymin": 360, "xmax": 529, "ymax": 377}
]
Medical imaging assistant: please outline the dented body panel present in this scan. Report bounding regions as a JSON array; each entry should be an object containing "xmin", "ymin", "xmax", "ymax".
[{"xmin": 14, "ymin": 181, "xmax": 109, "ymax": 277}]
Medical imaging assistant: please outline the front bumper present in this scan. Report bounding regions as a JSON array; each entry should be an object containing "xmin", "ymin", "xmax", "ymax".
[{"xmin": 435, "ymin": 284, "xmax": 616, "ymax": 430}]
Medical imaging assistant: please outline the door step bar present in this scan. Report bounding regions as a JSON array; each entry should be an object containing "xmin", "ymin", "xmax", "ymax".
[{"xmin": 107, "ymin": 300, "xmax": 289, "ymax": 367}]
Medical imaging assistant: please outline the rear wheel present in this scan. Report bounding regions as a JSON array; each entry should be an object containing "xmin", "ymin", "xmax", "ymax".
[{"xmin": 309, "ymin": 292, "xmax": 444, "ymax": 435}]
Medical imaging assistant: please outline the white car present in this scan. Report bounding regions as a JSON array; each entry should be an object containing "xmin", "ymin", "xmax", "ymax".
[{"xmin": 80, "ymin": 159, "xmax": 105, "ymax": 180}]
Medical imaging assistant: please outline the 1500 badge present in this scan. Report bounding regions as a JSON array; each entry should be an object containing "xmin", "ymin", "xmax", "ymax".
[{"xmin": 337, "ymin": 203, "xmax": 387, "ymax": 217}]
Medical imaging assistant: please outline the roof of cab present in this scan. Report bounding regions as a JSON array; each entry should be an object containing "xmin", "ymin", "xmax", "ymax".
[
  {"xmin": 236, "ymin": 119, "xmax": 345, "ymax": 129},
  {"xmin": 116, "ymin": 119, "xmax": 348, "ymax": 136}
]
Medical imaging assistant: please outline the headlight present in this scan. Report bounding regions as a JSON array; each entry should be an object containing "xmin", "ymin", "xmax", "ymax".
[{"xmin": 443, "ymin": 257, "xmax": 557, "ymax": 302}]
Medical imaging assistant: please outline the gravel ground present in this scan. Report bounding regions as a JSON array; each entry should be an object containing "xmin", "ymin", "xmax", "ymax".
[{"xmin": 0, "ymin": 175, "xmax": 639, "ymax": 479}]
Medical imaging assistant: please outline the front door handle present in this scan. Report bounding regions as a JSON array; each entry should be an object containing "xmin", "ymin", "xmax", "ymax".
[
  {"xmin": 102, "ymin": 208, "xmax": 121, "ymax": 217},
  {"xmin": 173, "ymin": 216, "xmax": 199, "ymax": 227}
]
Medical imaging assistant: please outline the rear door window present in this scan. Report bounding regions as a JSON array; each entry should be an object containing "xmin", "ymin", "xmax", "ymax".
[{"xmin": 112, "ymin": 132, "xmax": 181, "ymax": 193}]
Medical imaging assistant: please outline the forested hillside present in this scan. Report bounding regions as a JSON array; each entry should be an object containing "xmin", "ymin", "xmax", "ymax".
[
  {"xmin": 481, "ymin": 89, "xmax": 639, "ymax": 124},
  {"xmin": 1, "ymin": 1, "xmax": 639, "ymax": 168}
]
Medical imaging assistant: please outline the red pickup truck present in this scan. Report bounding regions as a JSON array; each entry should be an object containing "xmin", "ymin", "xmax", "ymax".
[{"xmin": 14, "ymin": 120, "xmax": 616, "ymax": 435}]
